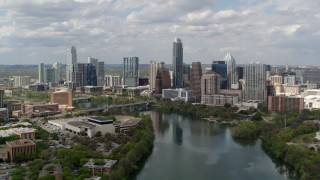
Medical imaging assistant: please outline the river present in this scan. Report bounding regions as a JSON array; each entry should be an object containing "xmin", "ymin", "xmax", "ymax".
[{"xmin": 136, "ymin": 111, "xmax": 293, "ymax": 180}]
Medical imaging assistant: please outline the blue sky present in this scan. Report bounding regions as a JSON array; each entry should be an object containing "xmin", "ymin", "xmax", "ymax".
[{"xmin": 0, "ymin": 0, "xmax": 320, "ymax": 65}]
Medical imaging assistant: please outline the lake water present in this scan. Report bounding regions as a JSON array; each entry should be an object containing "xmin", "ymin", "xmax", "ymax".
[{"xmin": 136, "ymin": 111, "xmax": 292, "ymax": 180}]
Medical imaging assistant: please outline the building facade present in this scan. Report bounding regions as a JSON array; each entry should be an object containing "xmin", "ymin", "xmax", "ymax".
[
  {"xmin": 268, "ymin": 96, "xmax": 304, "ymax": 113},
  {"xmin": 51, "ymin": 90, "xmax": 73, "ymax": 107},
  {"xmin": 13, "ymin": 76, "xmax": 30, "ymax": 87},
  {"xmin": 211, "ymin": 61, "xmax": 227, "ymax": 89},
  {"xmin": 0, "ymin": 90, "xmax": 3, "ymax": 108},
  {"xmin": 88, "ymin": 57, "xmax": 105, "ymax": 86},
  {"xmin": 201, "ymin": 71, "xmax": 221, "ymax": 104},
  {"xmin": 72, "ymin": 63, "xmax": 97, "ymax": 87},
  {"xmin": 123, "ymin": 57, "xmax": 139, "ymax": 87},
  {"xmin": 6, "ymin": 139, "xmax": 36, "ymax": 162},
  {"xmin": 190, "ymin": 62, "xmax": 202, "ymax": 102},
  {"xmin": 105, "ymin": 75, "xmax": 121, "ymax": 87},
  {"xmin": 172, "ymin": 38, "xmax": 183, "ymax": 88},
  {"xmin": 243, "ymin": 62, "xmax": 267, "ymax": 102},
  {"xmin": 162, "ymin": 89, "xmax": 195, "ymax": 102},
  {"xmin": 38, "ymin": 63, "xmax": 45, "ymax": 83},
  {"xmin": 66, "ymin": 46, "xmax": 77, "ymax": 83},
  {"xmin": 224, "ymin": 53, "xmax": 238, "ymax": 89},
  {"xmin": 149, "ymin": 61, "xmax": 164, "ymax": 91},
  {"xmin": 270, "ymin": 75, "xmax": 283, "ymax": 85}
]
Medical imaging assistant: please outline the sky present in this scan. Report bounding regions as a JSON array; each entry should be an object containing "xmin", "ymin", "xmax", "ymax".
[{"xmin": 0, "ymin": 0, "xmax": 320, "ymax": 65}]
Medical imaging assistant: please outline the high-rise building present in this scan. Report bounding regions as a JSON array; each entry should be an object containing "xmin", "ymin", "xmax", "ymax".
[
  {"xmin": 224, "ymin": 53, "xmax": 238, "ymax": 89},
  {"xmin": 190, "ymin": 62, "xmax": 202, "ymax": 102},
  {"xmin": 155, "ymin": 71, "xmax": 163, "ymax": 94},
  {"xmin": 72, "ymin": 63, "xmax": 97, "ymax": 87},
  {"xmin": 183, "ymin": 63, "xmax": 191, "ymax": 87},
  {"xmin": 123, "ymin": 57, "xmax": 139, "ymax": 87},
  {"xmin": 53, "ymin": 62, "xmax": 62, "ymax": 83},
  {"xmin": 268, "ymin": 96, "xmax": 304, "ymax": 113},
  {"xmin": 13, "ymin": 76, "xmax": 30, "ymax": 87},
  {"xmin": 172, "ymin": 38, "xmax": 183, "ymax": 88},
  {"xmin": 270, "ymin": 75, "xmax": 283, "ymax": 85},
  {"xmin": 88, "ymin": 57, "xmax": 105, "ymax": 86},
  {"xmin": 211, "ymin": 61, "xmax": 227, "ymax": 89},
  {"xmin": 243, "ymin": 62, "xmax": 267, "ymax": 101},
  {"xmin": 0, "ymin": 90, "xmax": 3, "ymax": 108},
  {"xmin": 149, "ymin": 61, "xmax": 164, "ymax": 91},
  {"xmin": 66, "ymin": 46, "xmax": 77, "ymax": 83},
  {"xmin": 201, "ymin": 71, "xmax": 220, "ymax": 104},
  {"xmin": 38, "ymin": 63, "xmax": 45, "ymax": 83},
  {"xmin": 158, "ymin": 68, "xmax": 171, "ymax": 89}
]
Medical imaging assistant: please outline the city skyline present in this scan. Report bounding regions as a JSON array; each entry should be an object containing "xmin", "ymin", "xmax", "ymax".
[{"xmin": 0, "ymin": 1, "xmax": 320, "ymax": 65}]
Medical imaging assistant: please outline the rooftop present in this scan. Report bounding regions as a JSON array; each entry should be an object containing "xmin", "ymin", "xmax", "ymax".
[
  {"xmin": 6, "ymin": 139, "xmax": 35, "ymax": 147},
  {"xmin": 67, "ymin": 121, "xmax": 96, "ymax": 129},
  {"xmin": 13, "ymin": 127, "xmax": 35, "ymax": 133},
  {"xmin": 84, "ymin": 159, "xmax": 117, "ymax": 169},
  {"xmin": 114, "ymin": 115, "xmax": 141, "ymax": 127},
  {"xmin": 88, "ymin": 116, "xmax": 113, "ymax": 123}
]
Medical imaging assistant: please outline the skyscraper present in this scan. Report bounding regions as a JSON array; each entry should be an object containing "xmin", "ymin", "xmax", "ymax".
[
  {"xmin": 243, "ymin": 62, "xmax": 267, "ymax": 101},
  {"xmin": 72, "ymin": 63, "xmax": 97, "ymax": 87},
  {"xmin": 172, "ymin": 38, "xmax": 183, "ymax": 88},
  {"xmin": 190, "ymin": 62, "xmax": 202, "ymax": 102},
  {"xmin": 88, "ymin": 57, "xmax": 105, "ymax": 86},
  {"xmin": 123, "ymin": 57, "xmax": 139, "ymax": 87},
  {"xmin": 53, "ymin": 62, "xmax": 62, "ymax": 83},
  {"xmin": 211, "ymin": 61, "xmax": 227, "ymax": 89},
  {"xmin": 38, "ymin": 63, "xmax": 45, "ymax": 83},
  {"xmin": 66, "ymin": 46, "xmax": 77, "ymax": 83},
  {"xmin": 224, "ymin": 53, "xmax": 238, "ymax": 89},
  {"xmin": 149, "ymin": 61, "xmax": 164, "ymax": 91},
  {"xmin": 201, "ymin": 71, "xmax": 220, "ymax": 104}
]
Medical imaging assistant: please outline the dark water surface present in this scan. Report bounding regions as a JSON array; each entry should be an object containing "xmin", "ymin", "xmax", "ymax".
[{"xmin": 136, "ymin": 111, "xmax": 291, "ymax": 180}]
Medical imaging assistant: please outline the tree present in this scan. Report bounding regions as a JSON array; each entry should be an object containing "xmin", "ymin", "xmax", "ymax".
[
  {"xmin": 96, "ymin": 131, "xmax": 102, "ymax": 137},
  {"xmin": 252, "ymin": 112, "xmax": 263, "ymax": 121}
]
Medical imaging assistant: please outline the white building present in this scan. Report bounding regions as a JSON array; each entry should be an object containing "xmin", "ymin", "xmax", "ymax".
[
  {"xmin": 162, "ymin": 88, "xmax": 195, "ymax": 102},
  {"xmin": 105, "ymin": 75, "xmax": 121, "ymax": 87},
  {"xmin": 48, "ymin": 116, "xmax": 115, "ymax": 138},
  {"xmin": 13, "ymin": 76, "xmax": 30, "ymax": 87}
]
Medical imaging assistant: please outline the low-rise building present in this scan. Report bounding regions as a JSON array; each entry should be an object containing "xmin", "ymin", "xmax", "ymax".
[
  {"xmin": 83, "ymin": 159, "xmax": 117, "ymax": 175},
  {"xmin": 113, "ymin": 115, "xmax": 141, "ymax": 133},
  {"xmin": 162, "ymin": 88, "xmax": 195, "ymax": 102},
  {"xmin": 21, "ymin": 103, "xmax": 60, "ymax": 117},
  {"xmin": 84, "ymin": 86, "xmax": 103, "ymax": 94},
  {"xmin": 304, "ymin": 95, "xmax": 320, "ymax": 109},
  {"xmin": 201, "ymin": 94, "xmax": 238, "ymax": 106},
  {"xmin": 48, "ymin": 116, "xmax": 115, "ymax": 138},
  {"xmin": 51, "ymin": 89, "xmax": 73, "ymax": 107},
  {"xmin": 6, "ymin": 139, "xmax": 36, "ymax": 162},
  {"xmin": 0, "ymin": 128, "xmax": 35, "ymax": 139}
]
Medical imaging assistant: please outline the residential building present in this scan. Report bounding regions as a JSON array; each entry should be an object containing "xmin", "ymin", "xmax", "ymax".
[
  {"xmin": 105, "ymin": 75, "xmax": 121, "ymax": 87},
  {"xmin": 268, "ymin": 96, "xmax": 304, "ymax": 113},
  {"xmin": 190, "ymin": 62, "xmax": 202, "ymax": 102},
  {"xmin": 6, "ymin": 139, "xmax": 36, "ymax": 162},
  {"xmin": 123, "ymin": 57, "xmax": 139, "ymax": 87},
  {"xmin": 172, "ymin": 38, "xmax": 183, "ymax": 88},
  {"xmin": 84, "ymin": 86, "xmax": 103, "ymax": 94},
  {"xmin": 38, "ymin": 63, "xmax": 45, "ymax": 83},
  {"xmin": 149, "ymin": 61, "xmax": 164, "ymax": 91},
  {"xmin": 283, "ymin": 75, "xmax": 296, "ymax": 85},
  {"xmin": 51, "ymin": 89, "xmax": 73, "ymax": 107},
  {"xmin": 274, "ymin": 84, "xmax": 301, "ymax": 96},
  {"xmin": 52, "ymin": 62, "xmax": 62, "ymax": 83},
  {"xmin": 211, "ymin": 61, "xmax": 227, "ymax": 89},
  {"xmin": 13, "ymin": 76, "xmax": 30, "ymax": 87},
  {"xmin": 201, "ymin": 70, "xmax": 221, "ymax": 104},
  {"xmin": 162, "ymin": 89, "xmax": 195, "ymax": 102},
  {"xmin": 202, "ymin": 94, "xmax": 238, "ymax": 106},
  {"xmin": 243, "ymin": 62, "xmax": 267, "ymax": 102},
  {"xmin": 224, "ymin": 53, "xmax": 238, "ymax": 89},
  {"xmin": 66, "ymin": 46, "xmax": 77, "ymax": 83},
  {"xmin": 183, "ymin": 63, "xmax": 190, "ymax": 87}
]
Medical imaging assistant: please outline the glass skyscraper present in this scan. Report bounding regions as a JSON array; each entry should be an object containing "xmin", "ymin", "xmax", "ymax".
[
  {"xmin": 66, "ymin": 46, "xmax": 77, "ymax": 83},
  {"xmin": 172, "ymin": 38, "xmax": 183, "ymax": 88},
  {"xmin": 224, "ymin": 53, "xmax": 238, "ymax": 89},
  {"xmin": 123, "ymin": 57, "xmax": 139, "ymax": 87}
]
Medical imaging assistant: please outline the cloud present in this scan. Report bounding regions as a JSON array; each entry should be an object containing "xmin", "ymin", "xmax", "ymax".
[{"xmin": 0, "ymin": 0, "xmax": 319, "ymax": 65}]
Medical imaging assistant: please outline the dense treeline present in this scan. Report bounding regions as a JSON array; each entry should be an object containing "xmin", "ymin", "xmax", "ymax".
[
  {"xmin": 155, "ymin": 99, "xmax": 239, "ymax": 120},
  {"xmin": 108, "ymin": 115, "xmax": 155, "ymax": 179}
]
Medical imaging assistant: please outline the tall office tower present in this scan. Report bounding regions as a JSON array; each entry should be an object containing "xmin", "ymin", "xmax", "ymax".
[
  {"xmin": 149, "ymin": 61, "xmax": 164, "ymax": 91},
  {"xmin": 172, "ymin": 38, "xmax": 183, "ymax": 88},
  {"xmin": 211, "ymin": 61, "xmax": 227, "ymax": 89},
  {"xmin": 53, "ymin": 62, "xmax": 62, "ymax": 83},
  {"xmin": 201, "ymin": 71, "xmax": 220, "ymax": 104},
  {"xmin": 38, "ymin": 63, "xmax": 45, "ymax": 83},
  {"xmin": 45, "ymin": 68, "xmax": 55, "ymax": 84},
  {"xmin": 155, "ymin": 71, "xmax": 163, "ymax": 94},
  {"xmin": 243, "ymin": 62, "xmax": 267, "ymax": 101},
  {"xmin": 0, "ymin": 89, "xmax": 3, "ymax": 108},
  {"xmin": 158, "ymin": 67, "xmax": 171, "ymax": 89},
  {"xmin": 190, "ymin": 62, "xmax": 202, "ymax": 102},
  {"xmin": 266, "ymin": 65, "xmax": 271, "ymax": 80},
  {"xmin": 13, "ymin": 76, "xmax": 30, "ymax": 87},
  {"xmin": 123, "ymin": 57, "xmax": 139, "ymax": 87},
  {"xmin": 66, "ymin": 46, "xmax": 77, "ymax": 83},
  {"xmin": 88, "ymin": 57, "xmax": 105, "ymax": 86},
  {"xmin": 183, "ymin": 63, "xmax": 191, "ymax": 87},
  {"xmin": 237, "ymin": 67, "xmax": 244, "ymax": 80},
  {"xmin": 224, "ymin": 53, "xmax": 238, "ymax": 89},
  {"xmin": 72, "ymin": 63, "xmax": 97, "ymax": 87}
]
